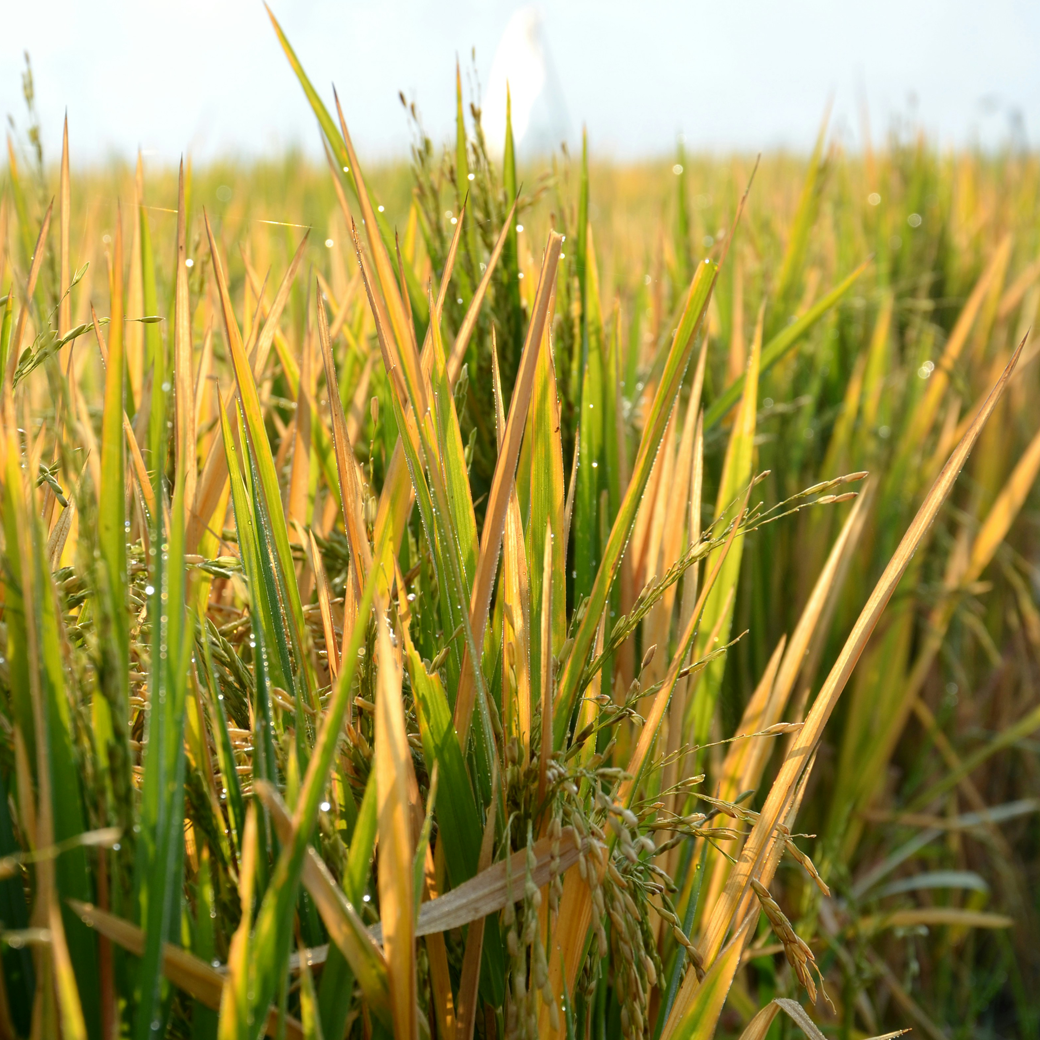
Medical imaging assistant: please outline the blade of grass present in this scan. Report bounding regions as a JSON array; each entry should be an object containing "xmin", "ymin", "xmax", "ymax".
[
  {"xmin": 704, "ymin": 258, "xmax": 870, "ymax": 431},
  {"xmin": 91, "ymin": 305, "xmax": 161, "ymax": 525},
  {"xmin": 772, "ymin": 106, "xmax": 830, "ymax": 321},
  {"xmin": 618, "ymin": 486, "xmax": 750, "ymax": 809},
  {"xmin": 690, "ymin": 303, "xmax": 762, "ymax": 746},
  {"xmin": 661, "ymin": 914, "xmax": 755, "ymax": 1040},
  {"xmin": 374, "ymin": 608, "xmax": 417, "ymax": 1040},
  {"xmin": 454, "ymin": 758, "xmax": 498, "ymax": 1040},
  {"xmin": 6, "ymin": 197, "xmax": 53, "ymax": 387},
  {"xmin": 262, "ymin": 791, "xmax": 391, "ymax": 1021},
  {"xmin": 174, "ymin": 161, "xmax": 196, "ymax": 521},
  {"xmin": 903, "ymin": 235, "xmax": 1011, "ymax": 451},
  {"xmin": 133, "ymin": 329, "xmax": 195, "ymax": 1040},
  {"xmin": 524, "ymin": 291, "xmax": 566, "ymax": 716},
  {"xmin": 219, "ymin": 400, "xmax": 280, "ymax": 796},
  {"xmin": 555, "ymin": 258, "xmax": 718, "ymax": 748},
  {"xmin": 97, "ymin": 201, "xmax": 129, "ymax": 699},
  {"xmin": 317, "ymin": 292, "xmax": 372, "ymax": 601},
  {"xmin": 1, "ymin": 399, "xmax": 94, "ymax": 1039},
  {"xmin": 454, "ymin": 231, "xmax": 562, "ymax": 747},
  {"xmin": 236, "ymin": 524, "xmax": 383, "ymax": 1034},
  {"xmin": 447, "ymin": 196, "xmax": 519, "ymax": 382},
  {"xmin": 58, "ymin": 117, "xmax": 70, "ymax": 339},
  {"xmin": 70, "ymin": 900, "xmax": 304, "ymax": 1039},
  {"xmin": 856, "ymin": 908, "xmax": 1012, "ymax": 932},
  {"xmin": 188, "ymin": 230, "xmax": 308, "ymax": 552},
  {"xmin": 368, "ymin": 828, "xmax": 583, "ymax": 940},
  {"xmin": 205, "ymin": 214, "xmax": 315, "ymax": 720},
  {"xmin": 538, "ymin": 523, "xmax": 554, "ymax": 805},
  {"xmin": 697, "ymin": 334, "xmax": 1026, "ymax": 970},
  {"xmin": 858, "ymin": 400, "xmax": 1040, "ymax": 814}
]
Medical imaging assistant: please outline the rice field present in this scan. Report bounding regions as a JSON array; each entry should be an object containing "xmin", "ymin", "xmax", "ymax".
[{"xmin": 1, "ymin": 12, "xmax": 1039, "ymax": 1040}]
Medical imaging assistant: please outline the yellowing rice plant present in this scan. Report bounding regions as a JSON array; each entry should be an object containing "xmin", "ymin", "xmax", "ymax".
[{"xmin": 1, "ymin": 14, "xmax": 1039, "ymax": 1040}]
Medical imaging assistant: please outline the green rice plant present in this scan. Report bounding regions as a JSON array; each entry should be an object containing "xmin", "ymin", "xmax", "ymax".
[{"xmin": 0, "ymin": 20, "xmax": 1038, "ymax": 1040}]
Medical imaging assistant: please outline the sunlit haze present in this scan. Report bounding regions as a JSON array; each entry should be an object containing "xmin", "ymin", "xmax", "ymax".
[{"xmin": 4, "ymin": 0, "xmax": 1039, "ymax": 163}]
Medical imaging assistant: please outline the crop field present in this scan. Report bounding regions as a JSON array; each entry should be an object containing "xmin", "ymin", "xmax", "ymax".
[{"xmin": 1, "ymin": 12, "xmax": 1039, "ymax": 1040}]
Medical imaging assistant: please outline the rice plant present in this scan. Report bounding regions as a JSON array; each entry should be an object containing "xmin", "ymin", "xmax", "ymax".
[{"xmin": 0, "ymin": 14, "xmax": 1038, "ymax": 1040}]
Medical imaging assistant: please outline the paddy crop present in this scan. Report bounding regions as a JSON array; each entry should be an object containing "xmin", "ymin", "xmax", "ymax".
[{"xmin": 0, "ymin": 13, "xmax": 1038, "ymax": 1039}]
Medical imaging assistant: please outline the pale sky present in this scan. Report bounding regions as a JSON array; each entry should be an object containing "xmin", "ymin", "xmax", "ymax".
[{"xmin": 3, "ymin": 1, "xmax": 1039, "ymax": 164}]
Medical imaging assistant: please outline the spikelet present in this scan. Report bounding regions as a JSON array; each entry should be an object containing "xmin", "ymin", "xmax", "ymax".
[
  {"xmin": 780, "ymin": 827, "xmax": 831, "ymax": 896},
  {"xmin": 751, "ymin": 878, "xmax": 834, "ymax": 1012}
]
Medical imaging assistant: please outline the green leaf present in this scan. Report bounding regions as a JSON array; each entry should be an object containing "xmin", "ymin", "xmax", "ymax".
[
  {"xmin": 662, "ymin": 918, "xmax": 751, "ymax": 1040},
  {"xmin": 134, "ymin": 390, "xmax": 194, "ymax": 1040},
  {"xmin": 196, "ymin": 622, "xmax": 247, "ymax": 854},
  {"xmin": 139, "ymin": 201, "xmax": 165, "ymax": 486},
  {"xmin": 0, "ymin": 291, "xmax": 14, "ymax": 385},
  {"xmin": 407, "ymin": 645, "xmax": 505, "ymax": 1006},
  {"xmin": 318, "ymin": 774, "xmax": 376, "ymax": 1040},
  {"xmin": 689, "ymin": 308, "xmax": 761, "ymax": 746},
  {"xmin": 524, "ymin": 322, "xmax": 566, "ymax": 718},
  {"xmin": 430, "ymin": 305, "xmax": 479, "ymax": 596},
  {"xmin": 771, "ymin": 108, "xmax": 830, "ymax": 325},
  {"xmin": 453, "ymin": 62, "xmax": 476, "ymax": 309},
  {"xmin": 574, "ymin": 219, "xmax": 607, "ymax": 607},
  {"xmin": 703, "ymin": 258, "xmax": 869, "ymax": 431},
  {"xmin": 266, "ymin": 5, "xmax": 428, "ymax": 336},
  {"xmin": 409, "ymin": 649, "xmax": 483, "ymax": 886},
  {"xmin": 674, "ymin": 137, "xmax": 691, "ymax": 290},
  {"xmin": 98, "ymin": 216, "xmax": 130, "ymax": 766},
  {"xmin": 0, "ymin": 766, "xmax": 32, "ymax": 1034},
  {"xmin": 220, "ymin": 400, "xmax": 280, "ymax": 800},
  {"xmin": 191, "ymin": 848, "xmax": 218, "ymax": 1040},
  {"xmin": 555, "ymin": 258, "xmax": 718, "ymax": 747},
  {"xmin": 500, "ymin": 85, "xmax": 524, "ymax": 361},
  {"xmin": 1, "ymin": 417, "xmax": 99, "ymax": 1037},
  {"xmin": 205, "ymin": 215, "xmax": 315, "ymax": 718},
  {"xmin": 241, "ymin": 527, "xmax": 383, "ymax": 1036}
]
